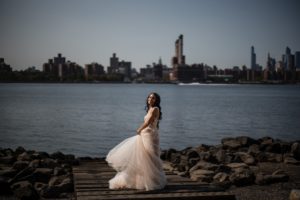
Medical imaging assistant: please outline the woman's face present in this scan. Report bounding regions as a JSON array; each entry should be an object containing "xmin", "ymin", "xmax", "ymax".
[{"xmin": 147, "ymin": 93, "xmax": 156, "ymax": 107}]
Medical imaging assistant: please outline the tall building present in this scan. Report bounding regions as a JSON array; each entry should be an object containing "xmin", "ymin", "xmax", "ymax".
[
  {"xmin": 171, "ymin": 34, "xmax": 186, "ymax": 80},
  {"xmin": 294, "ymin": 51, "xmax": 300, "ymax": 69},
  {"xmin": 107, "ymin": 53, "xmax": 131, "ymax": 80},
  {"xmin": 172, "ymin": 34, "xmax": 185, "ymax": 68},
  {"xmin": 43, "ymin": 53, "xmax": 83, "ymax": 80},
  {"xmin": 283, "ymin": 46, "xmax": 294, "ymax": 71},
  {"xmin": 85, "ymin": 63, "xmax": 105, "ymax": 80},
  {"xmin": 266, "ymin": 53, "xmax": 276, "ymax": 72},
  {"xmin": 251, "ymin": 46, "xmax": 256, "ymax": 70}
]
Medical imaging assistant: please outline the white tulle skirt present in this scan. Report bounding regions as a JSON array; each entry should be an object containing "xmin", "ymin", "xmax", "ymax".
[{"xmin": 106, "ymin": 127, "xmax": 167, "ymax": 191}]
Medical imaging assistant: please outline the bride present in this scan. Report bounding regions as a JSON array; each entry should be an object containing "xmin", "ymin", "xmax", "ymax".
[{"xmin": 106, "ymin": 92, "xmax": 167, "ymax": 191}]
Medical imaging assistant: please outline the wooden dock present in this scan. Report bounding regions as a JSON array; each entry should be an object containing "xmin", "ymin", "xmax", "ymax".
[{"xmin": 72, "ymin": 160, "xmax": 236, "ymax": 200}]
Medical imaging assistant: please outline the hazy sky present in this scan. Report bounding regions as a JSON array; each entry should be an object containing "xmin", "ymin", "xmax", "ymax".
[{"xmin": 1, "ymin": 0, "xmax": 299, "ymax": 71}]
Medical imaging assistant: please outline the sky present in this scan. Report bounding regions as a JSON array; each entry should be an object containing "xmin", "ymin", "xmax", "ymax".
[{"xmin": 1, "ymin": 0, "xmax": 300, "ymax": 71}]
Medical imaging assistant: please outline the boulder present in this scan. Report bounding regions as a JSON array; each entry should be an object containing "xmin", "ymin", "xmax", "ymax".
[
  {"xmin": 189, "ymin": 161, "xmax": 219, "ymax": 172},
  {"xmin": 221, "ymin": 137, "xmax": 241, "ymax": 150},
  {"xmin": 41, "ymin": 158, "xmax": 58, "ymax": 168},
  {"xmin": 0, "ymin": 176, "xmax": 13, "ymax": 195},
  {"xmin": 235, "ymin": 136, "xmax": 258, "ymax": 147},
  {"xmin": 0, "ymin": 155, "xmax": 16, "ymax": 164},
  {"xmin": 226, "ymin": 162, "xmax": 248, "ymax": 170},
  {"xmin": 237, "ymin": 152, "xmax": 256, "ymax": 165},
  {"xmin": 229, "ymin": 168, "xmax": 255, "ymax": 186},
  {"xmin": 50, "ymin": 151, "xmax": 65, "ymax": 161},
  {"xmin": 190, "ymin": 169, "xmax": 215, "ymax": 181},
  {"xmin": 17, "ymin": 152, "xmax": 33, "ymax": 161},
  {"xmin": 248, "ymin": 144, "xmax": 260, "ymax": 155},
  {"xmin": 11, "ymin": 180, "xmax": 39, "ymax": 200},
  {"xmin": 15, "ymin": 146, "xmax": 26, "ymax": 156},
  {"xmin": 291, "ymin": 143, "xmax": 300, "ymax": 160},
  {"xmin": 290, "ymin": 189, "xmax": 300, "ymax": 200},
  {"xmin": 284, "ymin": 157, "xmax": 300, "ymax": 165},
  {"xmin": 41, "ymin": 176, "xmax": 73, "ymax": 198},
  {"xmin": 10, "ymin": 167, "xmax": 35, "ymax": 184},
  {"xmin": 255, "ymin": 172, "xmax": 289, "ymax": 185},
  {"xmin": 12, "ymin": 161, "xmax": 29, "ymax": 171},
  {"xmin": 0, "ymin": 168, "xmax": 18, "ymax": 178},
  {"xmin": 29, "ymin": 159, "xmax": 40, "ymax": 168},
  {"xmin": 213, "ymin": 172, "xmax": 229, "ymax": 183}
]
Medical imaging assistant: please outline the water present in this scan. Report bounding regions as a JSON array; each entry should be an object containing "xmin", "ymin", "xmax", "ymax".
[{"xmin": 0, "ymin": 83, "xmax": 300, "ymax": 157}]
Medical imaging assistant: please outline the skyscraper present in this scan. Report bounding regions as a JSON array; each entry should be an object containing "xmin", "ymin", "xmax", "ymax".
[
  {"xmin": 251, "ymin": 46, "xmax": 256, "ymax": 70},
  {"xmin": 172, "ymin": 34, "xmax": 185, "ymax": 68},
  {"xmin": 295, "ymin": 51, "xmax": 300, "ymax": 69}
]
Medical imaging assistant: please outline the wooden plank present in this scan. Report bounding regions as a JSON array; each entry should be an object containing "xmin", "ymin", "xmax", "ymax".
[
  {"xmin": 73, "ymin": 161, "xmax": 236, "ymax": 200},
  {"xmin": 76, "ymin": 192, "xmax": 235, "ymax": 200}
]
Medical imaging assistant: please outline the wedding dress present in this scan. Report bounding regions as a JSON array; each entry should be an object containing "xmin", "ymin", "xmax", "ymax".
[{"xmin": 106, "ymin": 109, "xmax": 167, "ymax": 191}]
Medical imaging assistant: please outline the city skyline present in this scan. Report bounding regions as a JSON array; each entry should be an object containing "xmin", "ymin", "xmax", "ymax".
[{"xmin": 1, "ymin": 0, "xmax": 300, "ymax": 71}]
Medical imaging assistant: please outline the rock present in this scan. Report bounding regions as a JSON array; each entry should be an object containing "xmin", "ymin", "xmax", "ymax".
[
  {"xmin": 265, "ymin": 142, "xmax": 282, "ymax": 154},
  {"xmin": 15, "ymin": 146, "xmax": 26, "ymax": 155},
  {"xmin": 284, "ymin": 157, "xmax": 300, "ymax": 165},
  {"xmin": 290, "ymin": 189, "xmax": 300, "ymax": 200},
  {"xmin": 10, "ymin": 167, "xmax": 35, "ymax": 184},
  {"xmin": 198, "ymin": 151, "xmax": 216, "ymax": 163},
  {"xmin": 226, "ymin": 162, "xmax": 248, "ymax": 170},
  {"xmin": 170, "ymin": 153, "xmax": 180, "ymax": 164},
  {"xmin": 29, "ymin": 159, "xmax": 40, "ymax": 168},
  {"xmin": 160, "ymin": 148, "xmax": 177, "ymax": 161},
  {"xmin": 189, "ymin": 161, "xmax": 219, "ymax": 173},
  {"xmin": 12, "ymin": 161, "xmax": 30, "ymax": 171},
  {"xmin": 190, "ymin": 169, "xmax": 215, "ymax": 181},
  {"xmin": 54, "ymin": 167, "xmax": 66, "ymax": 176},
  {"xmin": 237, "ymin": 152, "xmax": 256, "ymax": 165},
  {"xmin": 163, "ymin": 162, "xmax": 174, "ymax": 171},
  {"xmin": 214, "ymin": 149, "xmax": 226, "ymax": 163},
  {"xmin": 255, "ymin": 172, "xmax": 289, "ymax": 185},
  {"xmin": 50, "ymin": 151, "xmax": 65, "ymax": 160},
  {"xmin": 235, "ymin": 136, "xmax": 258, "ymax": 147},
  {"xmin": 32, "ymin": 151, "xmax": 49, "ymax": 160},
  {"xmin": 0, "ymin": 155, "xmax": 16, "ymax": 164},
  {"xmin": 41, "ymin": 176, "xmax": 73, "ymax": 198},
  {"xmin": 222, "ymin": 137, "xmax": 242, "ymax": 149},
  {"xmin": 194, "ymin": 144, "xmax": 211, "ymax": 153},
  {"xmin": 213, "ymin": 172, "xmax": 229, "ymax": 183},
  {"xmin": 17, "ymin": 152, "xmax": 32, "ymax": 161},
  {"xmin": 11, "ymin": 180, "xmax": 39, "ymax": 200},
  {"xmin": 41, "ymin": 158, "xmax": 58, "ymax": 168},
  {"xmin": 25, "ymin": 168, "xmax": 53, "ymax": 183},
  {"xmin": 34, "ymin": 182, "xmax": 47, "ymax": 195},
  {"xmin": 0, "ymin": 168, "xmax": 18, "ymax": 178},
  {"xmin": 229, "ymin": 168, "xmax": 255, "ymax": 186},
  {"xmin": 291, "ymin": 142, "xmax": 300, "ymax": 160},
  {"xmin": 248, "ymin": 144, "xmax": 260, "ymax": 155},
  {"xmin": 0, "ymin": 176, "xmax": 13, "ymax": 195}
]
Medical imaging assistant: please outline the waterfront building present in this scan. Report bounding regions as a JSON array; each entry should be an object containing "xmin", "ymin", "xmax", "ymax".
[
  {"xmin": 85, "ymin": 62, "xmax": 105, "ymax": 81},
  {"xmin": 295, "ymin": 51, "xmax": 300, "ymax": 70},
  {"xmin": 107, "ymin": 53, "xmax": 131, "ymax": 81},
  {"xmin": 0, "ymin": 58, "xmax": 11, "ymax": 72},
  {"xmin": 43, "ymin": 53, "xmax": 83, "ymax": 81},
  {"xmin": 251, "ymin": 46, "xmax": 256, "ymax": 70},
  {"xmin": 171, "ymin": 35, "xmax": 205, "ymax": 82}
]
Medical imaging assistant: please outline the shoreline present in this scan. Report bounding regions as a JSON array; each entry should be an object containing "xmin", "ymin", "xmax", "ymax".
[{"xmin": 1, "ymin": 136, "xmax": 300, "ymax": 200}]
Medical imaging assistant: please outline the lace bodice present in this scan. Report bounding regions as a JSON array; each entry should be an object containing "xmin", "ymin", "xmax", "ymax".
[{"xmin": 144, "ymin": 108, "xmax": 159, "ymax": 129}]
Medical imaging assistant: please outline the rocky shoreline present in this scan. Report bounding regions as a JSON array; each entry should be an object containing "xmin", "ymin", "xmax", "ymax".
[
  {"xmin": 160, "ymin": 136, "xmax": 300, "ymax": 200},
  {"xmin": 1, "ymin": 136, "xmax": 300, "ymax": 200}
]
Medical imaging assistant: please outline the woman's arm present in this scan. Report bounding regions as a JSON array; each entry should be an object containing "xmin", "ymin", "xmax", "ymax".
[{"xmin": 136, "ymin": 107, "xmax": 159, "ymax": 134}]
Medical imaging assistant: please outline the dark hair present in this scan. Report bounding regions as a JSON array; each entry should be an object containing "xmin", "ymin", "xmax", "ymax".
[{"xmin": 145, "ymin": 92, "xmax": 162, "ymax": 121}]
